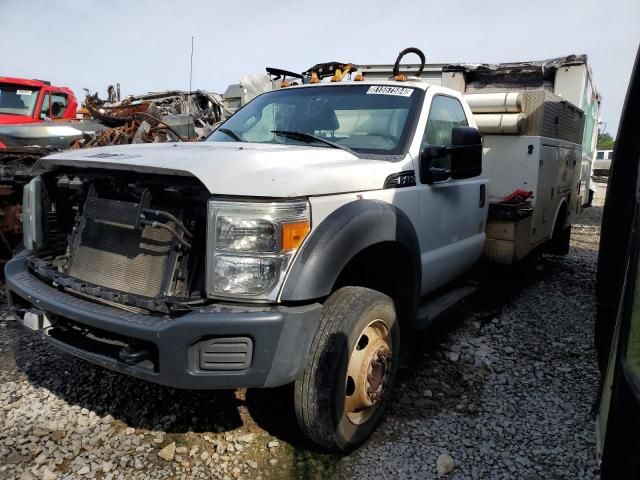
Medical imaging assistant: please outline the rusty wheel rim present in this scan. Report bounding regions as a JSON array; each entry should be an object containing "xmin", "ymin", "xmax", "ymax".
[{"xmin": 345, "ymin": 319, "xmax": 392, "ymax": 425}]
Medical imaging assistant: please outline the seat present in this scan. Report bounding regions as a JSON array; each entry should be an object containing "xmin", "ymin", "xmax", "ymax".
[
  {"xmin": 298, "ymin": 106, "xmax": 339, "ymax": 133},
  {"xmin": 51, "ymin": 102, "xmax": 64, "ymax": 118}
]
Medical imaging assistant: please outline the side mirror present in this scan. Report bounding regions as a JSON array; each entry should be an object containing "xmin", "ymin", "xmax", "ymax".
[
  {"xmin": 419, "ymin": 126, "xmax": 482, "ymax": 184},
  {"xmin": 420, "ymin": 146, "xmax": 450, "ymax": 183},
  {"xmin": 450, "ymin": 126, "xmax": 482, "ymax": 179}
]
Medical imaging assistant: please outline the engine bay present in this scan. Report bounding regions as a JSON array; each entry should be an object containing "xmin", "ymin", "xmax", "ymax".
[{"xmin": 28, "ymin": 169, "xmax": 210, "ymax": 315}]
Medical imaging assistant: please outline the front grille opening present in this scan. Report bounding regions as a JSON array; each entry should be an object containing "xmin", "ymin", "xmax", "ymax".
[
  {"xmin": 34, "ymin": 170, "xmax": 210, "ymax": 313},
  {"xmin": 48, "ymin": 317, "xmax": 159, "ymax": 373},
  {"xmin": 68, "ymin": 197, "xmax": 179, "ymax": 298}
]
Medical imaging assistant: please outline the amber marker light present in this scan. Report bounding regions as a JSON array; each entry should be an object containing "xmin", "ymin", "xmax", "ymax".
[{"xmin": 282, "ymin": 221, "xmax": 310, "ymax": 250}]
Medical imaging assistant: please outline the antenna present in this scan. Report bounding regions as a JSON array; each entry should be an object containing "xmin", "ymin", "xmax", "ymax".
[
  {"xmin": 189, "ymin": 36, "xmax": 194, "ymax": 94},
  {"xmin": 188, "ymin": 36, "xmax": 194, "ymax": 139}
]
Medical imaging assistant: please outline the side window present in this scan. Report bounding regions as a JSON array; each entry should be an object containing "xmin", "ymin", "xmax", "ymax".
[
  {"xmin": 596, "ymin": 151, "xmax": 605, "ymax": 160},
  {"xmin": 39, "ymin": 92, "xmax": 50, "ymax": 118},
  {"xmin": 421, "ymin": 95, "xmax": 468, "ymax": 170},
  {"xmin": 51, "ymin": 93, "xmax": 68, "ymax": 119}
]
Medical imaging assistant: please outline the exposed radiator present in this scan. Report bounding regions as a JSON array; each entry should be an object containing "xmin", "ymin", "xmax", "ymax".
[{"xmin": 68, "ymin": 195, "xmax": 179, "ymax": 298}]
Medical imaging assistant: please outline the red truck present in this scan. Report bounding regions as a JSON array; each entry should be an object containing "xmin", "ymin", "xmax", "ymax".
[{"xmin": 0, "ymin": 77, "xmax": 78, "ymax": 125}]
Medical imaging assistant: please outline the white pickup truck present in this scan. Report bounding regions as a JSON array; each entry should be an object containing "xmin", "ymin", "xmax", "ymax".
[{"xmin": 7, "ymin": 50, "xmax": 583, "ymax": 451}]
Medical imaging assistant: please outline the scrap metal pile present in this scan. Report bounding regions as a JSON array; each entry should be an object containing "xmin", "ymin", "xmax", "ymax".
[
  {"xmin": 0, "ymin": 89, "xmax": 225, "ymax": 152},
  {"xmin": 0, "ymin": 89, "xmax": 225, "ymax": 264},
  {"xmin": 75, "ymin": 89, "xmax": 225, "ymax": 148}
]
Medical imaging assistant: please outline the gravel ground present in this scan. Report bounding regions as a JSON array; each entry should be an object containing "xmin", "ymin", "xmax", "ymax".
[
  {"xmin": 0, "ymin": 185, "xmax": 605, "ymax": 480},
  {"xmin": 336, "ymin": 190, "xmax": 604, "ymax": 480}
]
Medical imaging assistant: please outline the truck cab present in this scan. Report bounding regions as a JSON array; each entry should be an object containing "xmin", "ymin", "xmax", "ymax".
[
  {"xmin": 5, "ymin": 51, "xmax": 579, "ymax": 452},
  {"xmin": 0, "ymin": 77, "xmax": 78, "ymax": 125}
]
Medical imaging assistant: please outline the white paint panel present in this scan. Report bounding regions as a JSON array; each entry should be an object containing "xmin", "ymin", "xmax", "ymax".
[
  {"xmin": 39, "ymin": 142, "xmax": 407, "ymax": 198},
  {"xmin": 554, "ymin": 65, "xmax": 587, "ymax": 109}
]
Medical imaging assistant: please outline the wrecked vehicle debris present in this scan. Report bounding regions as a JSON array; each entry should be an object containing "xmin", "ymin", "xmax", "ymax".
[
  {"xmin": 0, "ymin": 120, "xmax": 106, "ymax": 150},
  {"xmin": 81, "ymin": 89, "xmax": 225, "ymax": 141},
  {"xmin": 0, "ymin": 88, "xmax": 225, "ymax": 266},
  {"xmin": 0, "ymin": 146, "xmax": 57, "ymax": 262},
  {"xmin": 0, "ymin": 88, "xmax": 225, "ymax": 151}
]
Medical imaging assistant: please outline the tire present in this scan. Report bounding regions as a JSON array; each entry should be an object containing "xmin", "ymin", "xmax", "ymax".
[
  {"xmin": 547, "ymin": 209, "xmax": 571, "ymax": 255},
  {"xmin": 294, "ymin": 286, "xmax": 400, "ymax": 451},
  {"xmin": 594, "ymin": 307, "xmax": 615, "ymax": 373}
]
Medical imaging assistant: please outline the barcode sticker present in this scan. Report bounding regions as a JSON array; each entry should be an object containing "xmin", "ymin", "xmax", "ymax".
[{"xmin": 366, "ymin": 86, "xmax": 414, "ymax": 97}]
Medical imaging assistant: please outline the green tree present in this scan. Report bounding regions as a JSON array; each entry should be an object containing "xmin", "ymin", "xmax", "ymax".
[{"xmin": 598, "ymin": 132, "xmax": 615, "ymax": 150}]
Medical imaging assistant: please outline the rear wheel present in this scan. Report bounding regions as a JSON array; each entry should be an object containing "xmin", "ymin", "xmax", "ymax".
[
  {"xmin": 547, "ymin": 207, "xmax": 571, "ymax": 255},
  {"xmin": 294, "ymin": 286, "xmax": 400, "ymax": 451}
]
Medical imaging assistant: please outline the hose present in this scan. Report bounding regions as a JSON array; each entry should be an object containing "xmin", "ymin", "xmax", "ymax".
[
  {"xmin": 393, "ymin": 47, "xmax": 426, "ymax": 78},
  {"xmin": 139, "ymin": 219, "xmax": 192, "ymax": 249},
  {"xmin": 142, "ymin": 208, "xmax": 193, "ymax": 238}
]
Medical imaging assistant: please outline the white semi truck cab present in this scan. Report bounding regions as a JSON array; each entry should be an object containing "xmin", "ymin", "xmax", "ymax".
[{"xmin": 6, "ymin": 49, "xmax": 585, "ymax": 451}]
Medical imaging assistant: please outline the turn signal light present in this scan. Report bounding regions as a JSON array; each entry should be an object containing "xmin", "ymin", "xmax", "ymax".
[{"xmin": 282, "ymin": 221, "xmax": 310, "ymax": 250}]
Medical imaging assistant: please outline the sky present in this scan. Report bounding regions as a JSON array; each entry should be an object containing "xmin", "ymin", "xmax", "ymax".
[{"xmin": 1, "ymin": 0, "xmax": 638, "ymax": 135}]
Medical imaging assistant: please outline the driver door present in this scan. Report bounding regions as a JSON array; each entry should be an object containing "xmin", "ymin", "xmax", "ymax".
[
  {"xmin": 416, "ymin": 94, "xmax": 487, "ymax": 295},
  {"xmin": 37, "ymin": 90, "xmax": 51, "ymax": 121}
]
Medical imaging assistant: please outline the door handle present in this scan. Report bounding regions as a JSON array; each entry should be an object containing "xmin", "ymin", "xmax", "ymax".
[{"xmin": 479, "ymin": 184, "xmax": 486, "ymax": 208}]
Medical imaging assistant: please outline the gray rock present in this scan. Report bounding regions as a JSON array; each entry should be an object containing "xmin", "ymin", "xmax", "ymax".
[{"xmin": 436, "ymin": 453, "xmax": 455, "ymax": 475}]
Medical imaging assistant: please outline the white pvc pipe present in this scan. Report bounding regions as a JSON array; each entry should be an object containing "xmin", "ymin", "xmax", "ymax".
[
  {"xmin": 474, "ymin": 113, "xmax": 526, "ymax": 134},
  {"xmin": 464, "ymin": 92, "xmax": 522, "ymax": 113}
]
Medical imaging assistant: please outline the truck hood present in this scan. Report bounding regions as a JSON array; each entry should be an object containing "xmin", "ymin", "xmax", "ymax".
[{"xmin": 37, "ymin": 142, "xmax": 406, "ymax": 197}]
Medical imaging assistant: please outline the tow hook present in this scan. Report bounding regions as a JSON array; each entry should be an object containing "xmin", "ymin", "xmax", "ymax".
[{"xmin": 118, "ymin": 345, "xmax": 150, "ymax": 365}]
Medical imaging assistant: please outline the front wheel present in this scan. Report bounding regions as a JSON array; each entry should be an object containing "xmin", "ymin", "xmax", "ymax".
[{"xmin": 294, "ymin": 286, "xmax": 400, "ymax": 451}]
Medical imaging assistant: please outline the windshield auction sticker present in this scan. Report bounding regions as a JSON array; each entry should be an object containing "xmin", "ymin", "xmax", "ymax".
[
  {"xmin": 366, "ymin": 86, "xmax": 414, "ymax": 97},
  {"xmin": 16, "ymin": 90, "xmax": 33, "ymax": 95}
]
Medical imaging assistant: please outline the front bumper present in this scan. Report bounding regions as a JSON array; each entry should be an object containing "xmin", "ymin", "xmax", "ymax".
[{"xmin": 5, "ymin": 254, "xmax": 322, "ymax": 389}]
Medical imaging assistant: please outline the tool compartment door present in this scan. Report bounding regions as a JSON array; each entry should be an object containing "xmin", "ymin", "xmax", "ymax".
[{"xmin": 531, "ymin": 144, "xmax": 558, "ymax": 247}]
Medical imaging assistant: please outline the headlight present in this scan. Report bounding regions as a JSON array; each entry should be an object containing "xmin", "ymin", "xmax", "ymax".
[
  {"xmin": 23, "ymin": 176, "xmax": 44, "ymax": 250},
  {"xmin": 207, "ymin": 199, "xmax": 310, "ymax": 300}
]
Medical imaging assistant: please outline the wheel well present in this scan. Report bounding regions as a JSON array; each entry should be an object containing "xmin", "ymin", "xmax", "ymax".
[
  {"xmin": 332, "ymin": 242, "xmax": 418, "ymax": 326},
  {"xmin": 553, "ymin": 200, "xmax": 569, "ymax": 232}
]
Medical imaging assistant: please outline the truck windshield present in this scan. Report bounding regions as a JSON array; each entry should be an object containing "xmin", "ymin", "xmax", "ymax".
[
  {"xmin": 207, "ymin": 84, "xmax": 422, "ymax": 156},
  {"xmin": 0, "ymin": 84, "xmax": 40, "ymax": 116}
]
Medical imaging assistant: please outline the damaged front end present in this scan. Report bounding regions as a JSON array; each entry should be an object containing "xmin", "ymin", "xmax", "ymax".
[
  {"xmin": 8, "ymin": 166, "xmax": 321, "ymax": 390},
  {"xmin": 24, "ymin": 170, "xmax": 209, "ymax": 314}
]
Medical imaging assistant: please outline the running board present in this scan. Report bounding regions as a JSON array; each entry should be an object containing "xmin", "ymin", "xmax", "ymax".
[{"xmin": 415, "ymin": 282, "xmax": 478, "ymax": 330}]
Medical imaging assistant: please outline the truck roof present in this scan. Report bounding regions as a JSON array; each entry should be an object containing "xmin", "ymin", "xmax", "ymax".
[
  {"xmin": 280, "ymin": 78, "xmax": 432, "ymax": 91},
  {"xmin": 0, "ymin": 77, "xmax": 51, "ymax": 87},
  {"xmin": 0, "ymin": 77, "xmax": 75, "ymax": 97}
]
